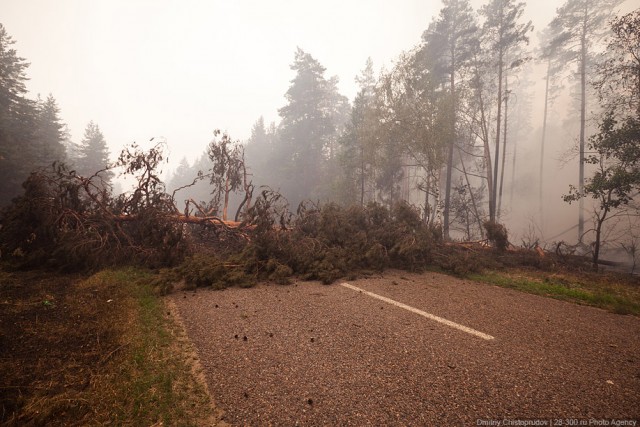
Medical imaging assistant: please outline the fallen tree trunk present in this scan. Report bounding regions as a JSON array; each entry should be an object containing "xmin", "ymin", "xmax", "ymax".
[{"xmin": 113, "ymin": 214, "xmax": 248, "ymax": 229}]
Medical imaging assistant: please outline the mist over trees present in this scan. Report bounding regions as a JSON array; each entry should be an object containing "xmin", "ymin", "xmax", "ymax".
[
  {"xmin": 274, "ymin": 48, "xmax": 349, "ymax": 205},
  {"xmin": 420, "ymin": 0, "xmax": 478, "ymax": 239},
  {"xmin": 563, "ymin": 9, "xmax": 640, "ymax": 269},
  {"xmin": 1, "ymin": 2, "xmax": 639, "ymax": 269},
  {"xmin": 0, "ymin": 23, "xmax": 111, "ymax": 206},
  {"xmin": 547, "ymin": 0, "xmax": 625, "ymax": 241},
  {"xmin": 73, "ymin": 121, "xmax": 113, "ymax": 189},
  {"xmin": 0, "ymin": 25, "xmax": 68, "ymax": 206}
]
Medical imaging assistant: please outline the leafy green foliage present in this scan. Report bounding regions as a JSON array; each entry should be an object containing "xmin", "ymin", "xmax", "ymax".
[
  {"xmin": 207, "ymin": 130, "xmax": 253, "ymax": 221},
  {"xmin": 563, "ymin": 111, "xmax": 640, "ymax": 268},
  {"xmin": 33, "ymin": 95, "xmax": 67, "ymax": 168},
  {"xmin": 419, "ymin": 0, "xmax": 478, "ymax": 239},
  {"xmin": 547, "ymin": 0, "xmax": 624, "ymax": 238}
]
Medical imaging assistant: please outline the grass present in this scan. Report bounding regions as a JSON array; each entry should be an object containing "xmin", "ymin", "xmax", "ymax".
[
  {"xmin": 3, "ymin": 256, "xmax": 637, "ymax": 425},
  {"xmin": 0, "ymin": 267, "xmax": 219, "ymax": 426},
  {"xmin": 468, "ymin": 269, "xmax": 640, "ymax": 315},
  {"xmin": 89, "ymin": 268, "xmax": 218, "ymax": 426}
]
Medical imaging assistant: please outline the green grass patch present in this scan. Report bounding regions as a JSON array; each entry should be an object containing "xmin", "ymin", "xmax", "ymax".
[
  {"xmin": 101, "ymin": 267, "xmax": 216, "ymax": 426},
  {"xmin": 468, "ymin": 270, "xmax": 640, "ymax": 315}
]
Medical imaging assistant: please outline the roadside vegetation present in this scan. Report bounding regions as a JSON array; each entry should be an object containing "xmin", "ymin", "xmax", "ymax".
[
  {"xmin": 469, "ymin": 269, "xmax": 640, "ymax": 315},
  {"xmin": 0, "ymin": 267, "xmax": 219, "ymax": 426},
  {"xmin": 1, "ymin": 8, "xmax": 639, "ymax": 424},
  {"xmin": 1, "ymin": 121, "xmax": 638, "ymax": 425}
]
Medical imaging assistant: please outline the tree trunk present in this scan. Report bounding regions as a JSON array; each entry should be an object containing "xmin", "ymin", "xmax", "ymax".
[
  {"xmin": 457, "ymin": 145, "xmax": 484, "ymax": 239},
  {"xmin": 443, "ymin": 49, "xmax": 457, "ymax": 240},
  {"xmin": 472, "ymin": 54, "xmax": 494, "ymax": 222},
  {"xmin": 578, "ymin": 5, "xmax": 588, "ymax": 242},
  {"xmin": 593, "ymin": 206, "xmax": 609, "ymax": 272},
  {"xmin": 539, "ymin": 57, "xmax": 551, "ymax": 234},
  {"xmin": 498, "ymin": 69, "xmax": 509, "ymax": 219},
  {"xmin": 223, "ymin": 176, "xmax": 230, "ymax": 221},
  {"xmin": 115, "ymin": 213, "xmax": 246, "ymax": 229},
  {"xmin": 492, "ymin": 45, "xmax": 504, "ymax": 224},
  {"xmin": 509, "ymin": 118, "xmax": 517, "ymax": 207},
  {"xmin": 360, "ymin": 140, "xmax": 365, "ymax": 207},
  {"xmin": 490, "ymin": 6, "xmax": 506, "ymax": 224},
  {"xmin": 424, "ymin": 172, "xmax": 431, "ymax": 222},
  {"xmin": 430, "ymin": 170, "xmax": 440, "ymax": 225}
]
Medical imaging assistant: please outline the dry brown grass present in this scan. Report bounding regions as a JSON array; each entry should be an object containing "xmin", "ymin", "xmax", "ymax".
[{"xmin": 0, "ymin": 267, "xmax": 221, "ymax": 426}]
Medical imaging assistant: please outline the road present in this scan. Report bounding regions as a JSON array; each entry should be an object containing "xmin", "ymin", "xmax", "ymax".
[{"xmin": 170, "ymin": 270, "xmax": 640, "ymax": 426}]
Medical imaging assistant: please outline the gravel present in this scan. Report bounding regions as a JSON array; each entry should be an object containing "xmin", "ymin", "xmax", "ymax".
[{"xmin": 170, "ymin": 270, "xmax": 640, "ymax": 426}]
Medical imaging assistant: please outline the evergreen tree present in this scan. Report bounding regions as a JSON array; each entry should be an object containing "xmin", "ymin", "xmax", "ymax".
[
  {"xmin": 374, "ymin": 51, "xmax": 448, "ymax": 212},
  {"xmin": 419, "ymin": 0, "xmax": 478, "ymax": 238},
  {"xmin": 337, "ymin": 58, "xmax": 378, "ymax": 206},
  {"xmin": 277, "ymin": 48, "xmax": 348, "ymax": 205},
  {"xmin": 33, "ymin": 94, "xmax": 67, "ymax": 168},
  {"xmin": 169, "ymin": 151, "xmax": 216, "ymax": 206},
  {"xmin": 0, "ymin": 24, "xmax": 37, "ymax": 206},
  {"xmin": 593, "ymin": 9, "xmax": 640, "ymax": 117},
  {"xmin": 167, "ymin": 156, "xmax": 194, "ymax": 194},
  {"xmin": 245, "ymin": 116, "xmax": 278, "ymax": 189},
  {"xmin": 75, "ymin": 121, "xmax": 113, "ymax": 187},
  {"xmin": 250, "ymin": 116, "xmax": 268, "ymax": 146},
  {"xmin": 547, "ymin": 0, "xmax": 624, "ymax": 241},
  {"xmin": 480, "ymin": 0, "xmax": 533, "ymax": 223}
]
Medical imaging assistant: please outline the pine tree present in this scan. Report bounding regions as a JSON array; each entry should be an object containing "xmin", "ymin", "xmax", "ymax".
[
  {"xmin": 75, "ymin": 121, "xmax": 113, "ymax": 188},
  {"xmin": 277, "ymin": 48, "xmax": 348, "ymax": 205},
  {"xmin": 33, "ymin": 94, "xmax": 67, "ymax": 168},
  {"xmin": 339, "ymin": 58, "xmax": 378, "ymax": 206},
  {"xmin": 593, "ymin": 9, "xmax": 640, "ymax": 117},
  {"xmin": 480, "ymin": 0, "xmax": 532, "ymax": 223},
  {"xmin": 547, "ymin": 0, "xmax": 624, "ymax": 241},
  {"xmin": 0, "ymin": 24, "xmax": 38, "ymax": 206},
  {"xmin": 420, "ymin": 0, "xmax": 478, "ymax": 238},
  {"xmin": 167, "ymin": 156, "xmax": 194, "ymax": 194},
  {"xmin": 245, "ymin": 116, "xmax": 278, "ymax": 189}
]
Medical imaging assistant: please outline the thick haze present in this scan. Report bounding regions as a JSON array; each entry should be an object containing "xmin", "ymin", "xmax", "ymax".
[
  {"xmin": 4, "ymin": 0, "xmax": 557, "ymax": 166},
  {"xmin": 4, "ymin": 0, "xmax": 637, "ymax": 245}
]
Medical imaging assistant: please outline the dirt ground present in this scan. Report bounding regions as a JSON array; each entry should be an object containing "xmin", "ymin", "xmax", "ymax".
[
  {"xmin": 0, "ymin": 268, "xmax": 219, "ymax": 426},
  {"xmin": 0, "ymin": 270, "xmax": 116, "ymax": 425},
  {"xmin": 171, "ymin": 270, "xmax": 640, "ymax": 426}
]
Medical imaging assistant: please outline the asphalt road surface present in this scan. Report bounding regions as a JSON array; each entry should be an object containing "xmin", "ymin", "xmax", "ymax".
[{"xmin": 170, "ymin": 271, "xmax": 640, "ymax": 426}]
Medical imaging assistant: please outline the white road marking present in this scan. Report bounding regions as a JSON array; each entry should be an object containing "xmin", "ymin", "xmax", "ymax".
[{"xmin": 339, "ymin": 282, "xmax": 495, "ymax": 341}]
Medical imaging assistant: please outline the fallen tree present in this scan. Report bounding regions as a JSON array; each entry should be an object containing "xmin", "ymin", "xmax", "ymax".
[
  {"xmin": 0, "ymin": 138, "xmax": 254, "ymax": 270},
  {"xmin": 0, "ymin": 135, "xmax": 570, "ymax": 283}
]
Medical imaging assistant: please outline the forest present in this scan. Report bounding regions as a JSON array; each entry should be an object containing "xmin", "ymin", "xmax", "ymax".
[
  {"xmin": 1, "ymin": 1, "xmax": 640, "ymax": 425},
  {"xmin": 1, "ymin": 0, "xmax": 639, "ymax": 274}
]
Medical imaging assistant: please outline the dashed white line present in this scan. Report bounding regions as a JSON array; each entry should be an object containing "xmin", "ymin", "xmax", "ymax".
[{"xmin": 339, "ymin": 282, "xmax": 495, "ymax": 341}]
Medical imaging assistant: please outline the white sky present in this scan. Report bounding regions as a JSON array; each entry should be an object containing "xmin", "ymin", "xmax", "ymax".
[{"xmin": 4, "ymin": 0, "xmax": 565, "ymax": 170}]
